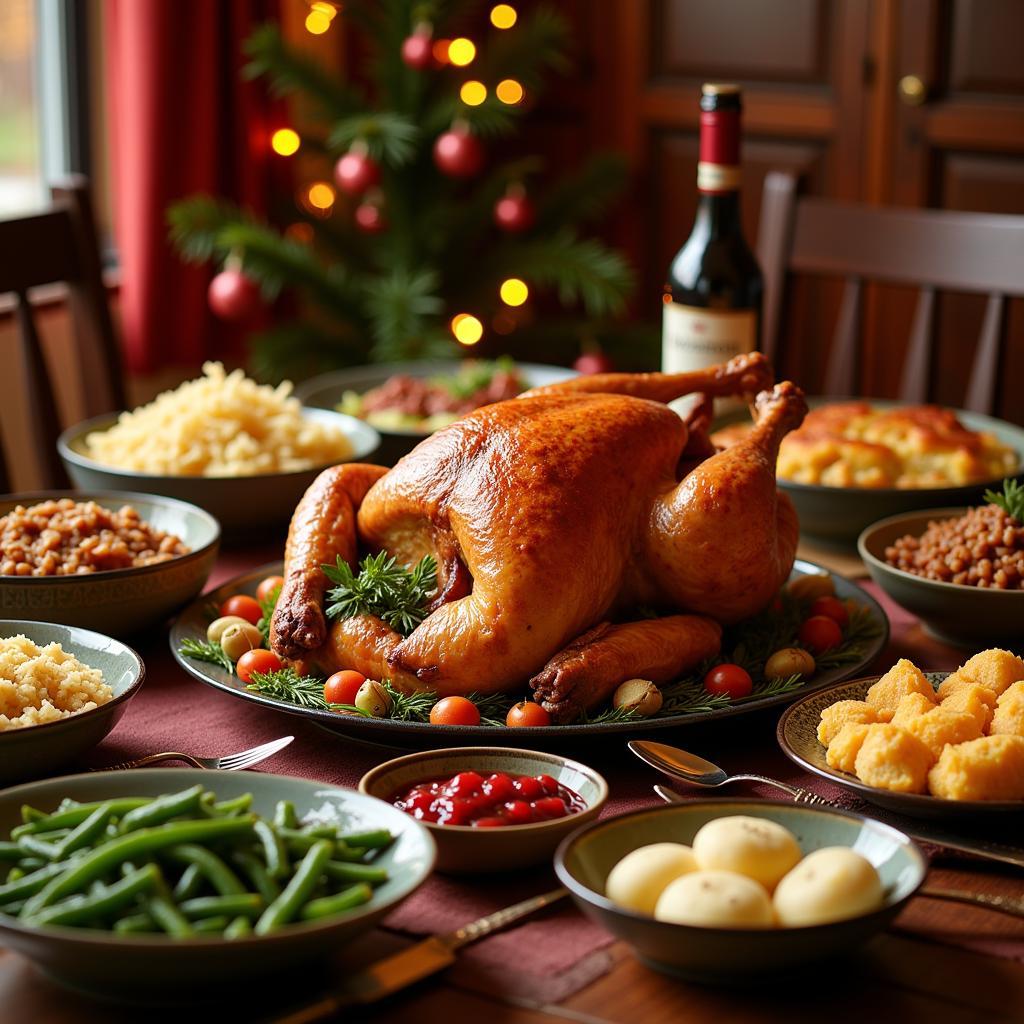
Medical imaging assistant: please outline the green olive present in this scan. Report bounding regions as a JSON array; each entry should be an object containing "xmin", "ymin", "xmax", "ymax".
[
  {"xmin": 220, "ymin": 622, "xmax": 264, "ymax": 662},
  {"xmin": 207, "ymin": 615, "xmax": 251, "ymax": 645},
  {"xmin": 612, "ymin": 678, "xmax": 663, "ymax": 717},
  {"xmin": 765, "ymin": 647, "xmax": 816, "ymax": 680},
  {"xmin": 354, "ymin": 680, "xmax": 392, "ymax": 718}
]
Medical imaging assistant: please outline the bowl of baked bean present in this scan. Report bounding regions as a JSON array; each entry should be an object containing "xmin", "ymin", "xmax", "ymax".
[
  {"xmin": 0, "ymin": 492, "xmax": 219, "ymax": 636},
  {"xmin": 858, "ymin": 481, "xmax": 1024, "ymax": 647}
]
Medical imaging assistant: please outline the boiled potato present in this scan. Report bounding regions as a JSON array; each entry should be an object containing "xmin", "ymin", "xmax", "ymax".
[
  {"xmin": 865, "ymin": 660, "xmax": 935, "ymax": 715},
  {"xmin": 927, "ymin": 735, "xmax": 1024, "ymax": 801},
  {"xmin": 954, "ymin": 650, "xmax": 1024, "ymax": 698},
  {"xmin": 854, "ymin": 723, "xmax": 933, "ymax": 793},
  {"xmin": 773, "ymin": 847, "xmax": 883, "ymax": 926},
  {"xmin": 692, "ymin": 816, "xmax": 801, "ymax": 891},
  {"xmin": 990, "ymin": 681, "xmax": 1024, "ymax": 738},
  {"xmin": 826, "ymin": 722, "xmax": 872, "ymax": 773},
  {"xmin": 938, "ymin": 682, "xmax": 995, "ymax": 733},
  {"xmin": 654, "ymin": 869, "xmax": 774, "ymax": 928},
  {"xmin": 903, "ymin": 708, "xmax": 981, "ymax": 760},
  {"xmin": 890, "ymin": 692, "xmax": 937, "ymax": 727},
  {"xmin": 817, "ymin": 700, "xmax": 883, "ymax": 745},
  {"xmin": 605, "ymin": 843, "xmax": 698, "ymax": 914}
]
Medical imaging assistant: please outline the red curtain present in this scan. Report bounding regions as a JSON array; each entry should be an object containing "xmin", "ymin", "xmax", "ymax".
[{"xmin": 105, "ymin": 0, "xmax": 280, "ymax": 373}]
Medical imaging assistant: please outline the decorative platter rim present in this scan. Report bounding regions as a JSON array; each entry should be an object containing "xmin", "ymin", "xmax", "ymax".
[
  {"xmin": 776, "ymin": 673, "xmax": 1024, "ymax": 814},
  {"xmin": 170, "ymin": 558, "xmax": 889, "ymax": 743}
]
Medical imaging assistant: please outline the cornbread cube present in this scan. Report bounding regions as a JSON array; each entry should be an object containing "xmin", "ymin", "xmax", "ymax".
[
  {"xmin": 826, "ymin": 723, "xmax": 871, "ymax": 773},
  {"xmin": 817, "ymin": 700, "xmax": 882, "ymax": 746},
  {"xmin": 891, "ymin": 692, "xmax": 937, "ymax": 727},
  {"xmin": 927, "ymin": 735, "xmax": 1024, "ymax": 801},
  {"xmin": 854, "ymin": 724, "xmax": 934, "ymax": 794},
  {"xmin": 865, "ymin": 660, "xmax": 935, "ymax": 715},
  {"xmin": 903, "ymin": 709, "xmax": 982, "ymax": 761},
  {"xmin": 990, "ymin": 682, "xmax": 1024, "ymax": 738},
  {"xmin": 954, "ymin": 650, "xmax": 1024, "ymax": 698},
  {"xmin": 938, "ymin": 682, "xmax": 996, "ymax": 732}
]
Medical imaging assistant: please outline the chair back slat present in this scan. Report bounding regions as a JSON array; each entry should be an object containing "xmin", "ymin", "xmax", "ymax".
[
  {"xmin": 0, "ymin": 212, "xmax": 79, "ymax": 294},
  {"xmin": 822, "ymin": 278, "xmax": 862, "ymax": 396},
  {"xmin": 898, "ymin": 287, "xmax": 936, "ymax": 403},
  {"xmin": 755, "ymin": 171, "xmax": 798, "ymax": 367},
  {"xmin": 964, "ymin": 294, "xmax": 1006, "ymax": 414}
]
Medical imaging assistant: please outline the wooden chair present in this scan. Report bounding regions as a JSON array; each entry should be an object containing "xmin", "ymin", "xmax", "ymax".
[
  {"xmin": 757, "ymin": 172, "xmax": 1024, "ymax": 413},
  {"xmin": 0, "ymin": 176, "xmax": 126, "ymax": 489}
]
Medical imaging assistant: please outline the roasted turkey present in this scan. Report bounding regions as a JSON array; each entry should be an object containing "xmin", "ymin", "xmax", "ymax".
[{"xmin": 271, "ymin": 353, "xmax": 807, "ymax": 722}]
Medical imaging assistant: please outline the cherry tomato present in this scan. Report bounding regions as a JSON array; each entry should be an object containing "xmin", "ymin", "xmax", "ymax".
[
  {"xmin": 256, "ymin": 575, "xmax": 285, "ymax": 604},
  {"xmin": 799, "ymin": 615, "xmax": 843, "ymax": 654},
  {"xmin": 235, "ymin": 648, "xmax": 283, "ymax": 683},
  {"xmin": 703, "ymin": 663, "xmax": 754, "ymax": 699},
  {"xmin": 505, "ymin": 701, "xmax": 551, "ymax": 728},
  {"xmin": 808, "ymin": 595, "xmax": 849, "ymax": 628},
  {"xmin": 429, "ymin": 696, "xmax": 481, "ymax": 727},
  {"xmin": 323, "ymin": 670, "xmax": 366, "ymax": 706},
  {"xmin": 219, "ymin": 594, "xmax": 262, "ymax": 625}
]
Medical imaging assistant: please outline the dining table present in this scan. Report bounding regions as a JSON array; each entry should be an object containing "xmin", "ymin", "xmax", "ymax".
[{"xmin": 1, "ymin": 539, "xmax": 1022, "ymax": 1024}]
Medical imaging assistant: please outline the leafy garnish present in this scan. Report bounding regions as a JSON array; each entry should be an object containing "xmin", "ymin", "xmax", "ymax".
[
  {"xmin": 322, "ymin": 552, "xmax": 437, "ymax": 635},
  {"xmin": 179, "ymin": 637, "xmax": 233, "ymax": 675},
  {"xmin": 246, "ymin": 667, "xmax": 332, "ymax": 710},
  {"xmin": 380, "ymin": 681, "xmax": 437, "ymax": 722},
  {"xmin": 577, "ymin": 704, "xmax": 640, "ymax": 725},
  {"xmin": 755, "ymin": 673, "xmax": 806, "ymax": 698},
  {"xmin": 985, "ymin": 478, "xmax": 1024, "ymax": 523},
  {"xmin": 256, "ymin": 584, "xmax": 281, "ymax": 644}
]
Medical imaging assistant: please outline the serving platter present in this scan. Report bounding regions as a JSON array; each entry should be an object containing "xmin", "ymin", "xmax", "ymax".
[
  {"xmin": 777, "ymin": 674, "xmax": 1024, "ymax": 820},
  {"xmin": 171, "ymin": 559, "xmax": 888, "ymax": 749}
]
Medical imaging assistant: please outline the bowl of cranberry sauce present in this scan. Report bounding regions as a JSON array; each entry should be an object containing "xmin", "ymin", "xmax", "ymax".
[{"xmin": 359, "ymin": 747, "xmax": 608, "ymax": 874}]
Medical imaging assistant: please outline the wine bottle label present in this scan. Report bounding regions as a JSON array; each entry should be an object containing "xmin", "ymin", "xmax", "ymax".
[
  {"xmin": 662, "ymin": 302, "xmax": 756, "ymax": 373},
  {"xmin": 697, "ymin": 162, "xmax": 741, "ymax": 193}
]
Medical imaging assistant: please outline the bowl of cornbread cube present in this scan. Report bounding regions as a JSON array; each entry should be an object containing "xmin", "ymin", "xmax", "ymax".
[{"xmin": 777, "ymin": 648, "xmax": 1024, "ymax": 819}]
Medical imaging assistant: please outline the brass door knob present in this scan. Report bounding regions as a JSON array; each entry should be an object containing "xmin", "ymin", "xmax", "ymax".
[{"xmin": 898, "ymin": 74, "xmax": 927, "ymax": 106}]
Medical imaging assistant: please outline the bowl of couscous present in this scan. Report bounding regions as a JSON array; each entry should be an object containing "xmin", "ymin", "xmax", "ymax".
[
  {"xmin": 57, "ymin": 363, "xmax": 380, "ymax": 537},
  {"xmin": 0, "ymin": 620, "xmax": 144, "ymax": 783}
]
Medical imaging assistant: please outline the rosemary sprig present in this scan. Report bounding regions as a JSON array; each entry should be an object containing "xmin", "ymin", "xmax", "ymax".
[
  {"xmin": 577, "ymin": 704, "xmax": 639, "ymax": 725},
  {"xmin": 179, "ymin": 637, "xmax": 233, "ymax": 675},
  {"xmin": 754, "ymin": 673, "xmax": 805, "ymax": 698},
  {"xmin": 256, "ymin": 584, "xmax": 281, "ymax": 644},
  {"xmin": 984, "ymin": 478, "xmax": 1024, "ymax": 523},
  {"xmin": 380, "ymin": 681, "xmax": 438, "ymax": 722},
  {"xmin": 322, "ymin": 552, "xmax": 437, "ymax": 635},
  {"xmin": 246, "ymin": 667, "xmax": 330, "ymax": 710}
]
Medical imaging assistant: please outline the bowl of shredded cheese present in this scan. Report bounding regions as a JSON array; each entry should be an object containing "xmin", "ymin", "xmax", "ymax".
[{"xmin": 58, "ymin": 364, "xmax": 380, "ymax": 536}]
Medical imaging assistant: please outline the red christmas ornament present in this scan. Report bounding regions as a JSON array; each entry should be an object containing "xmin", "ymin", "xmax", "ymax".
[
  {"xmin": 494, "ymin": 193, "xmax": 535, "ymax": 232},
  {"xmin": 334, "ymin": 151, "xmax": 381, "ymax": 195},
  {"xmin": 433, "ymin": 129, "xmax": 484, "ymax": 178},
  {"xmin": 207, "ymin": 268, "xmax": 261, "ymax": 322},
  {"xmin": 354, "ymin": 202, "xmax": 387, "ymax": 234},
  {"xmin": 401, "ymin": 32, "xmax": 434, "ymax": 70},
  {"xmin": 574, "ymin": 351, "xmax": 615, "ymax": 375}
]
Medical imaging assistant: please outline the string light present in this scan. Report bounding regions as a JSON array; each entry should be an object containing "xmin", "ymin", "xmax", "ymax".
[
  {"xmin": 499, "ymin": 278, "xmax": 528, "ymax": 306},
  {"xmin": 307, "ymin": 182, "xmax": 336, "ymax": 210},
  {"xmin": 306, "ymin": 1, "xmax": 337, "ymax": 33},
  {"xmin": 432, "ymin": 39, "xmax": 452, "ymax": 64},
  {"xmin": 490, "ymin": 4, "xmax": 517, "ymax": 29},
  {"xmin": 447, "ymin": 38, "xmax": 476, "ymax": 66},
  {"xmin": 270, "ymin": 128, "xmax": 300, "ymax": 156},
  {"xmin": 459, "ymin": 81, "xmax": 487, "ymax": 106},
  {"xmin": 451, "ymin": 313, "xmax": 483, "ymax": 345},
  {"xmin": 496, "ymin": 79, "xmax": 524, "ymax": 105}
]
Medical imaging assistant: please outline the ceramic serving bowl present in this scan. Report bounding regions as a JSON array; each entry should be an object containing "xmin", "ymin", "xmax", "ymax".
[
  {"xmin": 858, "ymin": 508, "xmax": 1024, "ymax": 647},
  {"xmin": 296, "ymin": 360, "xmax": 577, "ymax": 466},
  {"xmin": 57, "ymin": 409, "xmax": 380, "ymax": 538},
  {"xmin": 555, "ymin": 799, "xmax": 926, "ymax": 984},
  {"xmin": 359, "ymin": 746, "xmax": 608, "ymax": 874},
  {"xmin": 0, "ymin": 619, "xmax": 144, "ymax": 784},
  {"xmin": 0, "ymin": 491, "xmax": 219, "ymax": 636},
  {"xmin": 0, "ymin": 768, "xmax": 435, "ymax": 1002}
]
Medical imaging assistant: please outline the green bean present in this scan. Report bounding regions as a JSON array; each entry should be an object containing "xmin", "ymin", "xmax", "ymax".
[
  {"xmin": 57, "ymin": 798, "xmax": 77, "ymax": 812},
  {"xmin": 192, "ymin": 915, "xmax": 230, "ymax": 934},
  {"xmin": 47, "ymin": 803, "xmax": 119, "ymax": 863},
  {"xmin": 165, "ymin": 844, "xmax": 247, "ymax": 896},
  {"xmin": 278, "ymin": 827, "xmax": 337, "ymax": 857},
  {"xmin": 12, "ymin": 799, "xmax": 150, "ymax": 838},
  {"xmin": 19, "ymin": 805, "xmax": 47, "ymax": 824},
  {"xmin": 114, "ymin": 912, "xmax": 156, "ymax": 934},
  {"xmin": 26, "ymin": 865, "xmax": 159, "ymax": 929},
  {"xmin": 231, "ymin": 851, "xmax": 281, "ymax": 904},
  {"xmin": 146, "ymin": 892, "xmax": 194, "ymax": 938},
  {"xmin": 0, "ymin": 842, "xmax": 23, "ymax": 862},
  {"xmin": 323, "ymin": 860, "xmax": 389, "ymax": 885},
  {"xmin": 118, "ymin": 785, "xmax": 204, "ymax": 834},
  {"xmin": 4, "ymin": 868, "xmax": 24, "ymax": 885},
  {"xmin": 224, "ymin": 915, "xmax": 251, "ymax": 939},
  {"xmin": 172, "ymin": 862, "xmax": 204, "ymax": 901},
  {"xmin": 22, "ymin": 817, "xmax": 255, "ymax": 915},
  {"xmin": 178, "ymin": 894, "xmax": 263, "ymax": 920},
  {"xmin": 300, "ymin": 883, "xmax": 372, "ymax": 921},
  {"xmin": 0, "ymin": 860, "xmax": 75, "ymax": 905},
  {"xmin": 338, "ymin": 829, "xmax": 392, "ymax": 850},
  {"xmin": 273, "ymin": 800, "xmax": 298, "ymax": 830},
  {"xmin": 16, "ymin": 835, "xmax": 61, "ymax": 861},
  {"xmin": 212, "ymin": 794, "xmax": 253, "ymax": 817},
  {"xmin": 330, "ymin": 842, "xmax": 368, "ymax": 863},
  {"xmin": 253, "ymin": 820, "xmax": 288, "ymax": 879},
  {"xmin": 255, "ymin": 840, "xmax": 332, "ymax": 935},
  {"xmin": 16, "ymin": 857, "xmax": 45, "ymax": 871},
  {"xmin": 1, "ymin": 900, "xmax": 25, "ymax": 915}
]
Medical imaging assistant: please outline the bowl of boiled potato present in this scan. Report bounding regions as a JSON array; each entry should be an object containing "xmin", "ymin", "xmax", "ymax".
[{"xmin": 554, "ymin": 800, "xmax": 925, "ymax": 983}]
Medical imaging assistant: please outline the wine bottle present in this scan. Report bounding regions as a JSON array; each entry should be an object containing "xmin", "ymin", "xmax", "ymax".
[{"xmin": 662, "ymin": 84, "xmax": 763, "ymax": 405}]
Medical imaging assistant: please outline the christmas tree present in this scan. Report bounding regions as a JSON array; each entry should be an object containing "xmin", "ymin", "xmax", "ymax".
[{"xmin": 169, "ymin": 1, "xmax": 640, "ymax": 382}]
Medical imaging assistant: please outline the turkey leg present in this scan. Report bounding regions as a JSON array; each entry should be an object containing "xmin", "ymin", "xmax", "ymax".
[{"xmin": 529, "ymin": 615, "xmax": 722, "ymax": 724}]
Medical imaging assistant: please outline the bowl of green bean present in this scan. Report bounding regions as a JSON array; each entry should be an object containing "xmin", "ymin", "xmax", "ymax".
[{"xmin": 0, "ymin": 769, "xmax": 435, "ymax": 1001}]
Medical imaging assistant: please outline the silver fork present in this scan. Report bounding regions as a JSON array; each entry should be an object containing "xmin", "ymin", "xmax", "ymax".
[{"xmin": 96, "ymin": 735, "xmax": 295, "ymax": 772}]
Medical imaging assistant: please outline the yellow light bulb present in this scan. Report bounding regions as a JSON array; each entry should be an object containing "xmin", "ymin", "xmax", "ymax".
[
  {"xmin": 495, "ymin": 79, "xmax": 524, "ymax": 105},
  {"xmin": 311, "ymin": 1, "xmax": 337, "ymax": 17},
  {"xmin": 499, "ymin": 278, "xmax": 528, "ymax": 307},
  {"xmin": 448, "ymin": 38, "xmax": 476, "ymax": 67},
  {"xmin": 490, "ymin": 4, "xmax": 517, "ymax": 29},
  {"xmin": 459, "ymin": 80, "xmax": 487, "ymax": 107},
  {"xmin": 271, "ymin": 128, "xmax": 300, "ymax": 156},
  {"xmin": 307, "ymin": 182, "xmax": 335, "ymax": 210},
  {"xmin": 305, "ymin": 10, "xmax": 331, "ymax": 34},
  {"xmin": 452, "ymin": 313, "xmax": 483, "ymax": 345}
]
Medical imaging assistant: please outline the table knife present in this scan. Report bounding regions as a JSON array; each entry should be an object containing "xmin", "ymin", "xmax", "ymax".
[{"xmin": 271, "ymin": 887, "xmax": 568, "ymax": 1023}]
